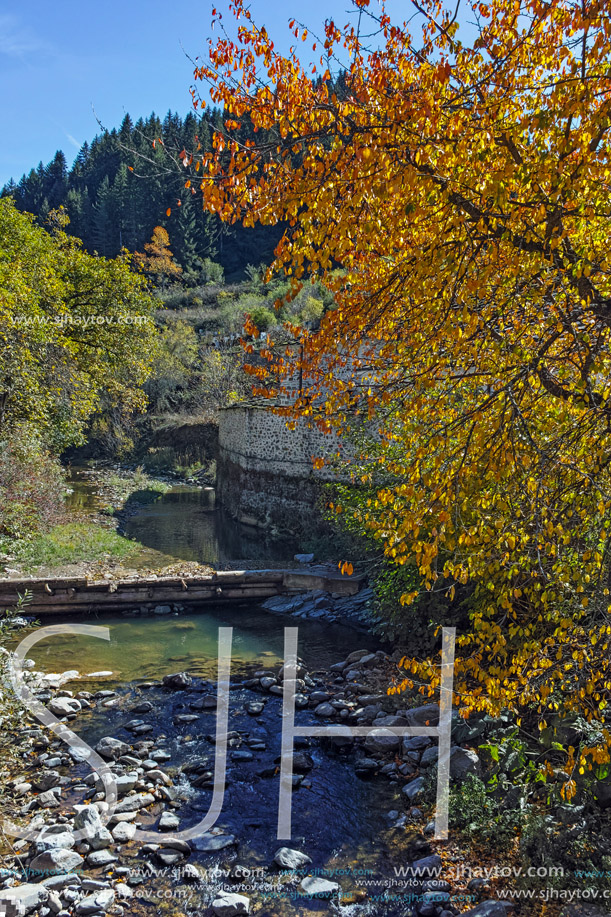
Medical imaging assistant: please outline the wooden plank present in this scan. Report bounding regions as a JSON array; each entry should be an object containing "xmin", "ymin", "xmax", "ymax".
[{"xmin": 0, "ymin": 568, "xmax": 362, "ymax": 614}]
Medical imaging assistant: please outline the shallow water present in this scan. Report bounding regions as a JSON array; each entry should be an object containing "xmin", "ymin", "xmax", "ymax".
[
  {"xmin": 24, "ymin": 605, "xmax": 377, "ymax": 686},
  {"xmin": 65, "ymin": 473, "xmax": 298, "ymax": 567},
  {"xmin": 18, "ymin": 609, "xmax": 423, "ymax": 916}
]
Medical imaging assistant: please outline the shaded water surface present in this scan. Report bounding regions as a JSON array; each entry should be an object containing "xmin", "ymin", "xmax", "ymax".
[{"xmin": 66, "ymin": 472, "xmax": 298, "ymax": 567}]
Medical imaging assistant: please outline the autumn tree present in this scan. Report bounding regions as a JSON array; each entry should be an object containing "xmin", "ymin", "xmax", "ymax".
[
  {"xmin": 135, "ymin": 225, "xmax": 182, "ymax": 290},
  {"xmin": 181, "ymin": 0, "xmax": 611, "ymax": 777},
  {"xmin": 0, "ymin": 199, "xmax": 157, "ymax": 452}
]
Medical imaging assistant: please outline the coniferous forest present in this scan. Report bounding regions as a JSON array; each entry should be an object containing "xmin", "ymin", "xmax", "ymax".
[{"xmin": 1, "ymin": 110, "xmax": 282, "ymax": 281}]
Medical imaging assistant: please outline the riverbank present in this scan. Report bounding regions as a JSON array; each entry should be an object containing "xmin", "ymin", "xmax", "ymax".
[{"xmin": 0, "ymin": 466, "xmax": 216, "ymax": 581}]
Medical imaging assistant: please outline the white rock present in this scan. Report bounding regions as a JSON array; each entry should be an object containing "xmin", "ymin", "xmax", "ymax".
[
  {"xmin": 30, "ymin": 849, "xmax": 84, "ymax": 873},
  {"xmin": 212, "ymin": 891, "xmax": 250, "ymax": 916},
  {"xmin": 273, "ymin": 847, "xmax": 312, "ymax": 869},
  {"xmin": 111, "ymin": 821, "xmax": 136, "ymax": 842},
  {"xmin": 48, "ymin": 696, "xmax": 81, "ymax": 717},
  {"xmin": 299, "ymin": 877, "xmax": 340, "ymax": 898}
]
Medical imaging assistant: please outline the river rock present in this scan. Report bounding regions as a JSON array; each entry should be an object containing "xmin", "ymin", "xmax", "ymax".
[
  {"xmin": 33, "ymin": 771, "xmax": 62, "ymax": 792},
  {"xmin": 13, "ymin": 782, "xmax": 32, "ymax": 796},
  {"xmin": 40, "ymin": 875, "xmax": 82, "ymax": 890},
  {"xmin": 405, "ymin": 704, "xmax": 439, "ymax": 727},
  {"xmin": 114, "ymin": 792, "xmax": 155, "ymax": 813},
  {"xmin": 162, "ymin": 671, "xmax": 192, "ymax": 689},
  {"xmin": 314, "ymin": 703, "xmax": 336, "ymax": 717},
  {"xmin": 111, "ymin": 821, "xmax": 136, "ymax": 842},
  {"xmin": 420, "ymin": 746, "xmax": 439, "ymax": 767},
  {"xmin": 48, "ymin": 696, "xmax": 82, "ymax": 717},
  {"xmin": 75, "ymin": 888, "xmax": 115, "ymax": 914},
  {"xmin": 130, "ymin": 701, "xmax": 154, "ymax": 714},
  {"xmin": 33, "ymin": 827, "xmax": 75, "ymax": 853},
  {"xmin": 300, "ymin": 877, "xmax": 340, "ymax": 898},
  {"xmin": 191, "ymin": 833, "xmax": 236, "ymax": 852},
  {"xmin": 354, "ymin": 757, "xmax": 379, "ymax": 776},
  {"xmin": 403, "ymin": 777, "xmax": 425, "ymax": 802},
  {"xmin": 115, "ymin": 773, "xmax": 138, "ymax": 796},
  {"xmin": 245, "ymin": 702, "xmax": 265, "ymax": 715},
  {"xmin": 174, "ymin": 714, "xmax": 199, "ymax": 724},
  {"xmin": 159, "ymin": 812, "xmax": 180, "ymax": 830},
  {"xmin": 365, "ymin": 728, "xmax": 402, "ymax": 754},
  {"xmin": 273, "ymin": 848, "xmax": 312, "ymax": 869},
  {"xmin": 294, "ymin": 553, "xmax": 315, "ymax": 563},
  {"xmin": 149, "ymin": 749, "xmax": 171, "ymax": 762},
  {"xmin": 86, "ymin": 849, "xmax": 117, "ymax": 867},
  {"xmin": 74, "ymin": 807, "xmax": 113, "ymax": 850},
  {"xmin": 411, "ymin": 855, "xmax": 442, "ymax": 875},
  {"xmin": 154, "ymin": 605, "xmax": 172, "ymax": 615},
  {"xmin": 30, "ymin": 849, "xmax": 84, "ymax": 873},
  {"xmin": 95, "ymin": 737, "xmax": 130, "ymax": 760},
  {"xmin": 403, "ymin": 736, "xmax": 431, "ymax": 753},
  {"xmin": 0, "ymin": 883, "xmax": 49, "ymax": 914},
  {"xmin": 114, "ymin": 883, "xmax": 133, "ymax": 899},
  {"xmin": 450, "ymin": 747, "xmax": 482, "ymax": 780},
  {"xmin": 293, "ymin": 752, "xmax": 314, "ymax": 772},
  {"xmin": 37, "ymin": 789, "xmax": 61, "ymax": 808},
  {"xmin": 154, "ymin": 837, "xmax": 191, "ymax": 854},
  {"xmin": 212, "ymin": 891, "xmax": 250, "ymax": 916}
]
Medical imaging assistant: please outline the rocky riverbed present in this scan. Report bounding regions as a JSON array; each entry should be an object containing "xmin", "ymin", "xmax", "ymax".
[{"xmin": 0, "ymin": 599, "xmax": 516, "ymax": 917}]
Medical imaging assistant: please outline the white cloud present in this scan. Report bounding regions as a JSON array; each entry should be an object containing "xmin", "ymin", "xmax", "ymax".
[{"xmin": 0, "ymin": 14, "xmax": 45, "ymax": 57}]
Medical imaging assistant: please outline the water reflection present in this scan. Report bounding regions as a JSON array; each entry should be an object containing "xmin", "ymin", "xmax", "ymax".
[{"xmin": 66, "ymin": 475, "xmax": 298, "ymax": 567}]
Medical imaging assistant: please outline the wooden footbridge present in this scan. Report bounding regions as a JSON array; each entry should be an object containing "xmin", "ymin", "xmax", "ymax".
[{"xmin": 0, "ymin": 568, "xmax": 363, "ymax": 616}]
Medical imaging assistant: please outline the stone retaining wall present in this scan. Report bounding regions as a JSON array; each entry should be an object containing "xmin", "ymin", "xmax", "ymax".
[{"xmin": 217, "ymin": 404, "xmax": 348, "ymax": 530}]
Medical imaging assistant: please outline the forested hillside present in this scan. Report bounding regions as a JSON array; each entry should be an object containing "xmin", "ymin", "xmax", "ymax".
[{"xmin": 1, "ymin": 110, "xmax": 282, "ymax": 280}]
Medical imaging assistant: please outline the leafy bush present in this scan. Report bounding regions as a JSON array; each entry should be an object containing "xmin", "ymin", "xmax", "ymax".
[
  {"xmin": 249, "ymin": 306, "xmax": 277, "ymax": 332},
  {"xmin": 0, "ymin": 428, "xmax": 64, "ymax": 545}
]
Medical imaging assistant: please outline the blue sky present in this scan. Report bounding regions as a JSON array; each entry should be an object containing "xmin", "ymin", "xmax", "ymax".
[{"xmin": 0, "ymin": 0, "xmax": 442, "ymax": 187}]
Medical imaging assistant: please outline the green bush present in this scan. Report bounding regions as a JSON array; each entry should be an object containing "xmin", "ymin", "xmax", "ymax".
[{"xmin": 0, "ymin": 428, "xmax": 64, "ymax": 545}]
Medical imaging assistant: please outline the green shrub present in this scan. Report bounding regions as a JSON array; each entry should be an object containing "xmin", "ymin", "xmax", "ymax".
[{"xmin": 0, "ymin": 428, "xmax": 64, "ymax": 545}]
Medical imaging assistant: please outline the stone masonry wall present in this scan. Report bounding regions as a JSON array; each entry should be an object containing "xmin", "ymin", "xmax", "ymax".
[{"xmin": 217, "ymin": 403, "xmax": 348, "ymax": 531}]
